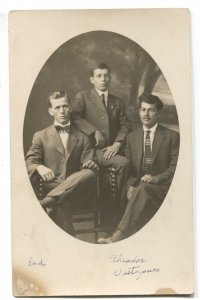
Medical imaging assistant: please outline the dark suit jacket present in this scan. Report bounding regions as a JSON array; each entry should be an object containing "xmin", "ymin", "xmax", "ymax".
[
  {"xmin": 71, "ymin": 88, "xmax": 129, "ymax": 147},
  {"xmin": 25, "ymin": 125, "xmax": 94, "ymax": 191},
  {"xmin": 125, "ymin": 124, "xmax": 180, "ymax": 189}
]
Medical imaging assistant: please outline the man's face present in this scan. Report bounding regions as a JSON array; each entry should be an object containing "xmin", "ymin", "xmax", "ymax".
[
  {"xmin": 90, "ymin": 68, "xmax": 111, "ymax": 91},
  {"xmin": 48, "ymin": 97, "xmax": 70, "ymax": 125},
  {"xmin": 139, "ymin": 102, "xmax": 160, "ymax": 128}
]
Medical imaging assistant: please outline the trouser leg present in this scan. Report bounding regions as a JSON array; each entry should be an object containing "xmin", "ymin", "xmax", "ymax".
[
  {"xmin": 40, "ymin": 169, "xmax": 96, "ymax": 235},
  {"xmin": 95, "ymin": 149, "xmax": 128, "ymax": 231},
  {"xmin": 52, "ymin": 202, "xmax": 75, "ymax": 236},
  {"xmin": 96, "ymin": 149, "xmax": 129, "ymax": 209},
  {"xmin": 47, "ymin": 169, "xmax": 96, "ymax": 198},
  {"xmin": 118, "ymin": 183, "xmax": 168, "ymax": 237},
  {"xmin": 40, "ymin": 169, "xmax": 96, "ymax": 206}
]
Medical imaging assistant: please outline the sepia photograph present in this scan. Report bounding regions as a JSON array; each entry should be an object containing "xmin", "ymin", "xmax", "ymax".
[
  {"xmin": 9, "ymin": 9, "xmax": 193, "ymax": 296},
  {"xmin": 23, "ymin": 30, "xmax": 179, "ymax": 244}
]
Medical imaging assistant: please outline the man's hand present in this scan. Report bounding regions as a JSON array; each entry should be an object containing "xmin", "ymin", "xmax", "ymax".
[
  {"xmin": 102, "ymin": 142, "xmax": 121, "ymax": 160},
  {"xmin": 140, "ymin": 174, "xmax": 159, "ymax": 184},
  {"xmin": 37, "ymin": 165, "xmax": 55, "ymax": 182},
  {"xmin": 127, "ymin": 186, "xmax": 135, "ymax": 201},
  {"xmin": 94, "ymin": 130, "xmax": 105, "ymax": 147},
  {"xmin": 82, "ymin": 160, "xmax": 99, "ymax": 171}
]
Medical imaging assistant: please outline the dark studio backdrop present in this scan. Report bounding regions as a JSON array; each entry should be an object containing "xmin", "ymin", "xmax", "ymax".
[{"xmin": 23, "ymin": 30, "xmax": 179, "ymax": 154}]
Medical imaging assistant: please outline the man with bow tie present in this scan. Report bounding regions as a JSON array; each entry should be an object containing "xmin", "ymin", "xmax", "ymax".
[
  {"xmin": 25, "ymin": 91, "xmax": 98, "ymax": 236},
  {"xmin": 71, "ymin": 63, "xmax": 130, "ymax": 211},
  {"xmin": 98, "ymin": 94, "xmax": 180, "ymax": 243}
]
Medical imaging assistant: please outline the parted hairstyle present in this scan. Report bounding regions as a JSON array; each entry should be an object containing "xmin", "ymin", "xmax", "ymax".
[
  {"xmin": 47, "ymin": 91, "xmax": 70, "ymax": 108},
  {"xmin": 138, "ymin": 93, "xmax": 163, "ymax": 111},
  {"xmin": 90, "ymin": 62, "xmax": 111, "ymax": 77}
]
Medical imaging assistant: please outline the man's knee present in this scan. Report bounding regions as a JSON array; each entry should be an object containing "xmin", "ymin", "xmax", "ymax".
[
  {"xmin": 136, "ymin": 183, "xmax": 152, "ymax": 193},
  {"xmin": 112, "ymin": 155, "xmax": 128, "ymax": 171},
  {"xmin": 134, "ymin": 183, "xmax": 158, "ymax": 199},
  {"xmin": 118, "ymin": 155, "xmax": 128, "ymax": 167},
  {"xmin": 79, "ymin": 169, "xmax": 96, "ymax": 183}
]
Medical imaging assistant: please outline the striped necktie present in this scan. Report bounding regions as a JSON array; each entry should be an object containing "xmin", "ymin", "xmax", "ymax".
[{"xmin": 144, "ymin": 130, "xmax": 152, "ymax": 174}]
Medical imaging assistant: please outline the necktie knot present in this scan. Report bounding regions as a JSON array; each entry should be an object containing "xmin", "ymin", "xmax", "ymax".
[
  {"xmin": 55, "ymin": 125, "xmax": 70, "ymax": 133},
  {"xmin": 146, "ymin": 130, "xmax": 151, "ymax": 135}
]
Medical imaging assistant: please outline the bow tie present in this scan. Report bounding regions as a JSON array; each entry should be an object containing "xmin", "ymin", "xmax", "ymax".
[{"xmin": 55, "ymin": 125, "xmax": 70, "ymax": 133}]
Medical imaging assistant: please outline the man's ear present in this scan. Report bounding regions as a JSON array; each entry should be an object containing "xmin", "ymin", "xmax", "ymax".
[
  {"xmin": 48, "ymin": 107, "xmax": 53, "ymax": 116},
  {"xmin": 90, "ymin": 76, "xmax": 94, "ymax": 85}
]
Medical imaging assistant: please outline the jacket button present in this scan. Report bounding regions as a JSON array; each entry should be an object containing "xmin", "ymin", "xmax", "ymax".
[{"xmin": 102, "ymin": 116, "xmax": 105, "ymax": 120}]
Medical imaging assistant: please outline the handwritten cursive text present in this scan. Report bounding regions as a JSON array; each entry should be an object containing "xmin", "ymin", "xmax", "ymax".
[
  {"xmin": 110, "ymin": 254, "xmax": 160, "ymax": 280},
  {"xmin": 28, "ymin": 257, "xmax": 46, "ymax": 267}
]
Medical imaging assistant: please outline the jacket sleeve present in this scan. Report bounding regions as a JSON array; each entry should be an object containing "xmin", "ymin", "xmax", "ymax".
[
  {"xmin": 156, "ymin": 131, "xmax": 180, "ymax": 184},
  {"xmin": 114, "ymin": 99, "xmax": 130, "ymax": 144},
  {"xmin": 124, "ymin": 134, "xmax": 137, "ymax": 190},
  {"xmin": 71, "ymin": 92, "xmax": 97, "ymax": 136},
  {"xmin": 25, "ymin": 132, "xmax": 44, "ymax": 178}
]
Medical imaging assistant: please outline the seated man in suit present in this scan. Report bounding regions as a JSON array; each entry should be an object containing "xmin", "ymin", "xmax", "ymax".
[
  {"xmin": 25, "ymin": 91, "xmax": 98, "ymax": 236},
  {"xmin": 98, "ymin": 93, "xmax": 180, "ymax": 243},
  {"xmin": 71, "ymin": 62, "xmax": 130, "ymax": 210}
]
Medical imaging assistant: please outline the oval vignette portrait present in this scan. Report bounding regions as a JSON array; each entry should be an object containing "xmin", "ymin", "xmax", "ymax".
[{"xmin": 23, "ymin": 31, "xmax": 180, "ymax": 244}]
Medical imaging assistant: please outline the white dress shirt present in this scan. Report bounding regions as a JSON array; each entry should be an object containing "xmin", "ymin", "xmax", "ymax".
[
  {"xmin": 95, "ymin": 88, "xmax": 109, "ymax": 107},
  {"xmin": 54, "ymin": 121, "xmax": 70, "ymax": 150},
  {"xmin": 143, "ymin": 123, "xmax": 158, "ymax": 151}
]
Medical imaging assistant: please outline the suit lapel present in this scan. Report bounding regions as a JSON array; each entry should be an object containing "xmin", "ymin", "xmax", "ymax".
[
  {"xmin": 66, "ymin": 127, "xmax": 78, "ymax": 161},
  {"xmin": 90, "ymin": 88, "xmax": 107, "ymax": 113},
  {"xmin": 49, "ymin": 125, "xmax": 78, "ymax": 161},
  {"xmin": 49, "ymin": 125, "xmax": 65, "ymax": 157},
  {"xmin": 107, "ymin": 94, "xmax": 117, "ymax": 114},
  {"xmin": 151, "ymin": 125, "xmax": 165, "ymax": 163},
  {"xmin": 135, "ymin": 127, "xmax": 144, "ymax": 171}
]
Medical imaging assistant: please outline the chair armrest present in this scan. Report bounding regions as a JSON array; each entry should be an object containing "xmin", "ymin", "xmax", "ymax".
[
  {"xmin": 107, "ymin": 166, "xmax": 119, "ymax": 198},
  {"xmin": 30, "ymin": 173, "xmax": 45, "ymax": 200},
  {"xmin": 99, "ymin": 166, "xmax": 119, "ymax": 198}
]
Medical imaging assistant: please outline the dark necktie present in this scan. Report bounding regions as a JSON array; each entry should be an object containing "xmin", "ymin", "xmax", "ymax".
[
  {"xmin": 55, "ymin": 125, "xmax": 70, "ymax": 133},
  {"xmin": 101, "ymin": 93, "xmax": 107, "ymax": 109},
  {"xmin": 144, "ymin": 130, "xmax": 152, "ymax": 174}
]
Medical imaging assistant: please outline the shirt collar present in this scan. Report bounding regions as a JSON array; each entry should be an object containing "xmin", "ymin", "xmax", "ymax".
[
  {"xmin": 54, "ymin": 120, "xmax": 71, "ymax": 127},
  {"xmin": 143, "ymin": 123, "xmax": 158, "ymax": 133},
  {"xmin": 95, "ymin": 88, "xmax": 108, "ymax": 98}
]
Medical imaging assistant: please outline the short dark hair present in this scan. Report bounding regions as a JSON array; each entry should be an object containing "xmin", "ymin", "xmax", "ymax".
[
  {"xmin": 47, "ymin": 91, "xmax": 70, "ymax": 107},
  {"xmin": 90, "ymin": 62, "xmax": 111, "ymax": 77},
  {"xmin": 138, "ymin": 93, "xmax": 163, "ymax": 111}
]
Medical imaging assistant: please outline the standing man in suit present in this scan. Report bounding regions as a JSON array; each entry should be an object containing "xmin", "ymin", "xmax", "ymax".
[
  {"xmin": 71, "ymin": 63, "xmax": 130, "ymax": 209},
  {"xmin": 98, "ymin": 94, "xmax": 180, "ymax": 243},
  {"xmin": 25, "ymin": 91, "xmax": 98, "ymax": 236}
]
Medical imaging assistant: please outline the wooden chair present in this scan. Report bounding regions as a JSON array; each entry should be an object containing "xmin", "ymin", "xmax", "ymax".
[{"xmin": 30, "ymin": 167, "xmax": 119, "ymax": 243}]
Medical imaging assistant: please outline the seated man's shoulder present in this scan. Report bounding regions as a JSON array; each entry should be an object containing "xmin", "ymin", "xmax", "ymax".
[
  {"xmin": 127, "ymin": 127, "xmax": 142, "ymax": 138},
  {"xmin": 126, "ymin": 125, "xmax": 179, "ymax": 144},
  {"xmin": 75, "ymin": 89, "xmax": 90, "ymax": 99},
  {"xmin": 33, "ymin": 125, "xmax": 53, "ymax": 139},
  {"xmin": 159, "ymin": 125, "xmax": 180, "ymax": 139}
]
